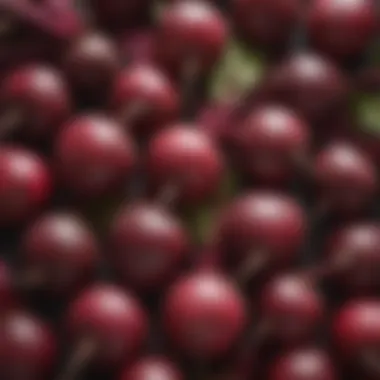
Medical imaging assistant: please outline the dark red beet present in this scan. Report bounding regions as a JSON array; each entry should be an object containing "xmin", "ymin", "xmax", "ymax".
[
  {"xmin": 109, "ymin": 202, "xmax": 190, "ymax": 291},
  {"xmin": 120, "ymin": 356, "xmax": 183, "ymax": 380},
  {"xmin": 269, "ymin": 348, "xmax": 337, "ymax": 380},
  {"xmin": 216, "ymin": 191, "xmax": 306, "ymax": 281},
  {"xmin": 156, "ymin": 0, "xmax": 228, "ymax": 74},
  {"xmin": 0, "ymin": 64, "xmax": 71, "ymax": 139},
  {"xmin": 19, "ymin": 211, "xmax": 99, "ymax": 296},
  {"xmin": 333, "ymin": 299, "xmax": 380, "ymax": 376},
  {"xmin": 63, "ymin": 283, "xmax": 148, "ymax": 377},
  {"xmin": 110, "ymin": 64, "xmax": 179, "ymax": 138},
  {"xmin": 324, "ymin": 223, "xmax": 380, "ymax": 294},
  {"xmin": 196, "ymin": 100, "xmax": 236, "ymax": 145},
  {"xmin": 313, "ymin": 141, "xmax": 377, "ymax": 215},
  {"xmin": 0, "ymin": 310, "xmax": 57, "ymax": 380},
  {"xmin": 64, "ymin": 32, "xmax": 121, "ymax": 93},
  {"xmin": 54, "ymin": 114, "xmax": 136, "ymax": 198},
  {"xmin": 307, "ymin": 0, "xmax": 377, "ymax": 60},
  {"xmin": 90, "ymin": 0, "xmax": 150, "ymax": 30},
  {"xmin": 118, "ymin": 29, "xmax": 157, "ymax": 64},
  {"xmin": 233, "ymin": 104, "xmax": 310, "ymax": 184},
  {"xmin": 162, "ymin": 271, "xmax": 246, "ymax": 359},
  {"xmin": 260, "ymin": 274, "xmax": 324, "ymax": 344},
  {"xmin": 0, "ymin": 146, "xmax": 52, "ymax": 226},
  {"xmin": 232, "ymin": 0, "xmax": 300, "ymax": 47},
  {"xmin": 146, "ymin": 124, "xmax": 224, "ymax": 205},
  {"xmin": 0, "ymin": 260, "xmax": 17, "ymax": 311},
  {"xmin": 263, "ymin": 52, "xmax": 348, "ymax": 121}
]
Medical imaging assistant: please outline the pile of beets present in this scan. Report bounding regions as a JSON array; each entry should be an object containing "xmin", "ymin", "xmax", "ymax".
[{"xmin": 1, "ymin": 0, "xmax": 380, "ymax": 379}]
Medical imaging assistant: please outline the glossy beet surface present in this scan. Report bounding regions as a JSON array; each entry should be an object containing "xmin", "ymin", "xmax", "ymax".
[
  {"xmin": 163, "ymin": 271, "xmax": 247, "ymax": 358},
  {"xmin": 156, "ymin": 0, "xmax": 228, "ymax": 73},
  {"xmin": 313, "ymin": 141, "xmax": 377, "ymax": 215},
  {"xmin": 146, "ymin": 124, "xmax": 224, "ymax": 204},
  {"xmin": 110, "ymin": 64, "xmax": 179, "ymax": 138},
  {"xmin": 65, "ymin": 284, "xmax": 148, "ymax": 367},
  {"xmin": 109, "ymin": 202, "xmax": 190, "ymax": 290},
  {"xmin": 20, "ymin": 211, "xmax": 99, "ymax": 296},
  {"xmin": 120, "ymin": 356, "xmax": 183, "ymax": 380},
  {"xmin": 0, "ymin": 64, "xmax": 71, "ymax": 139},
  {"xmin": 0, "ymin": 310, "xmax": 57, "ymax": 380},
  {"xmin": 269, "ymin": 348, "xmax": 337, "ymax": 380},
  {"xmin": 307, "ymin": 0, "xmax": 377, "ymax": 60},
  {"xmin": 260, "ymin": 274, "xmax": 324, "ymax": 344},
  {"xmin": 216, "ymin": 192, "xmax": 306, "ymax": 271},
  {"xmin": 55, "ymin": 114, "xmax": 136, "ymax": 197},
  {"xmin": 233, "ymin": 104, "xmax": 310, "ymax": 184},
  {"xmin": 325, "ymin": 223, "xmax": 380, "ymax": 294},
  {"xmin": 0, "ymin": 146, "xmax": 52, "ymax": 226},
  {"xmin": 264, "ymin": 52, "xmax": 348, "ymax": 121}
]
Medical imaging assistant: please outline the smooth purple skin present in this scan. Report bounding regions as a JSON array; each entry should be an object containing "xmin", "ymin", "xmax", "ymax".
[
  {"xmin": 0, "ymin": 64, "xmax": 72, "ymax": 139},
  {"xmin": 65, "ymin": 283, "xmax": 148, "ymax": 367},
  {"xmin": 109, "ymin": 202, "xmax": 190, "ymax": 291},
  {"xmin": 117, "ymin": 29, "xmax": 157, "ymax": 64},
  {"xmin": 216, "ymin": 191, "xmax": 306, "ymax": 270},
  {"xmin": 156, "ymin": 0, "xmax": 228, "ymax": 74},
  {"xmin": 232, "ymin": 0, "xmax": 300, "ymax": 47},
  {"xmin": 146, "ymin": 124, "xmax": 224, "ymax": 205},
  {"xmin": 64, "ymin": 32, "xmax": 121, "ymax": 93},
  {"xmin": 325, "ymin": 223, "xmax": 380, "ymax": 294},
  {"xmin": 260, "ymin": 274, "xmax": 324, "ymax": 344},
  {"xmin": 0, "ymin": 310, "xmax": 57, "ymax": 380},
  {"xmin": 54, "ymin": 114, "xmax": 136, "ymax": 198},
  {"xmin": 0, "ymin": 0, "xmax": 83, "ymax": 39},
  {"xmin": 307, "ymin": 0, "xmax": 377, "ymax": 60},
  {"xmin": 119, "ymin": 356, "xmax": 183, "ymax": 380},
  {"xmin": 313, "ymin": 141, "xmax": 377, "ymax": 215},
  {"xmin": 269, "ymin": 348, "xmax": 337, "ymax": 380},
  {"xmin": 333, "ymin": 300, "xmax": 380, "ymax": 369},
  {"xmin": 262, "ymin": 52, "xmax": 349, "ymax": 122},
  {"xmin": 20, "ymin": 211, "xmax": 99, "ymax": 296},
  {"xmin": 0, "ymin": 146, "xmax": 52, "ymax": 226},
  {"xmin": 232, "ymin": 104, "xmax": 310, "ymax": 185},
  {"xmin": 162, "ymin": 271, "xmax": 247, "ymax": 359}
]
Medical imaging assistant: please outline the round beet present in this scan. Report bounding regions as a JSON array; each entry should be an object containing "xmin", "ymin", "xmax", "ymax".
[
  {"xmin": 0, "ymin": 64, "xmax": 71, "ymax": 139},
  {"xmin": 216, "ymin": 191, "xmax": 306, "ymax": 278},
  {"xmin": 63, "ymin": 283, "xmax": 148, "ymax": 376},
  {"xmin": 54, "ymin": 114, "xmax": 136, "ymax": 198},
  {"xmin": 307, "ymin": 0, "xmax": 377, "ymax": 60},
  {"xmin": 261, "ymin": 274, "xmax": 324, "ymax": 344},
  {"xmin": 162, "ymin": 271, "xmax": 246, "ymax": 359},
  {"xmin": 333, "ymin": 299, "xmax": 380, "ymax": 375},
  {"xmin": 110, "ymin": 64, "xmax": 179, "ymax": 138},
  {"xmin": 0, "ymin": 146, "xmax": 52, "ymax": 226},
  {"xmin": 20, "ymin": 211, "xmax": 99, "ymax": 296},
  {"xmin": 146, "ymin": 124, "xmax": 224, "ymax": 205},
  {"xmin": 156, "ymin": 0, "xmax": 227, "ymax": 74},
  {"xmin": 64, "ymin": 32, "xmax": 121, "ymax": 93},
  {"xmin": 269, "ymin": 348, "xmax": 337, "ymax": 380},
  {"xmin": 120, "ymin": 356, "xmax": 183, "ymax": 380},
  {"xmin": 313, "ymin": 141, "xmax": 377, "ymax": 215},
  {"xmin": 0, "ymin": 310, "xmax": 57, "ymax": 380},
  {"xmin": 232, "ymin": 0, "xmax": 300, "ymax": 47},
  {"xmin": 264, "ymin": 52, "xmax": 348, "ymax": 121},
  {"xmin": 325, "ymin": 223, "xmax": 380, "ymax": 294},
  {"xmin": 233, "ymin": 104, "xmax": 310, "ymax": 184},
  {"xmin": 109, "ymin": 202, "xmax": 190, "ymax": 291}
]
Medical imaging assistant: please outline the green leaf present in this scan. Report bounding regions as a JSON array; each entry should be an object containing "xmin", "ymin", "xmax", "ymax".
[
  {"xmin": 210, "ymin": 38, "xmax": 266, "ymax": 103},
  {"xmin": 355, "ymin": 93, "xmax": 380, "ymax": 135}
]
